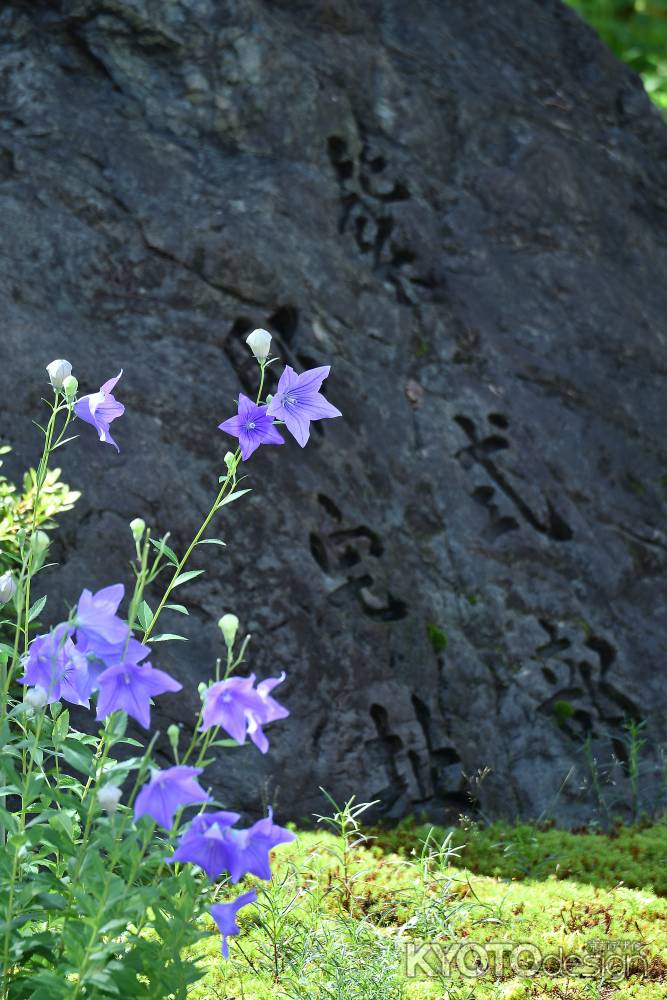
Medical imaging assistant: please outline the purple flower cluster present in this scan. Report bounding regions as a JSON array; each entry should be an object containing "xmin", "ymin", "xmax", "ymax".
[
  {"xmin": 220, "ymin": 364, "xmax": 341, "ymax": 459},
  {"xmin": 35, "ymin": 349, "xmax": 339, "ymax": 958},
  {"xmin": 21, "ymin": 584, "xmax": 181, "ymax": 728},
  {"xmin": 200, "ymin": 671, "xmax": 288, "ymax": 753},
  {"xmin": 169, "ymin": 806, "xmax": 295, "ymax": 882},
  {"xmin": 132, "ymin": 769, "xmax": 295, "ymax": 956}
]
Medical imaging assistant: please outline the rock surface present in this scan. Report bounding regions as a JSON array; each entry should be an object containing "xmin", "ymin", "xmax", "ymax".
[{"xmin": 1, "ymin": 0, "xmax": 667, "ymax": 825}]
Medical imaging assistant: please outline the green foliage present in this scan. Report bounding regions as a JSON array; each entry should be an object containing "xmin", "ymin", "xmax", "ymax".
[
  {"xmin": 374, "ymin": 816, "xmax": 667, "ymax": 895},
  {"xmin": 568, "ymin": 0, "xmax": 667, "ymax": 111},
  {"xmin": 0, "ymin": 444, "xmax": 79, "ymax": 574}
]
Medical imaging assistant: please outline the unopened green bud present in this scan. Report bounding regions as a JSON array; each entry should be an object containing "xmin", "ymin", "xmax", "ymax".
[
  {"xmin": 130, "ymin": 518, "xmax": 146, "ymax": 544},
  {"xmin": 224, "ymin": 451, "xmax": 235, "ymax": 472},
  {"xmin": 218, "ymin": 613, "xmax": 239, "ymax": 648},
  {"xmin": 198, "ymin": 681, "xmax": 208, "ymax": 700},
  {"xmin": 167, "ymin": 724, "xmax": 180, "ymax": 755},
  {"xmin": 62, "ymin": 374, "xmax": 78, "ymax": 399},
  {"xmin": 30, "ymin": 530, "xmax": 50, "ymax": 571}
]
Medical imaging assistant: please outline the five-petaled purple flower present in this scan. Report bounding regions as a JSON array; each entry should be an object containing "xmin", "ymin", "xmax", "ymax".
[
  {"xmin": 200, "ymin": 672, "xmax": 288, "ymax": 753},
  {"xmin": 210, "ymin": 889, "xmax": 258, "ymax": 958},
  {"xmin": 266, "ymin": 365, "xmax": 341, "ymax": 447},
  {"xmin": 96, "ymin": 660, "xmax": 182, "ymax": 729},
  {"xmin": 21, "ymin": 623, "xmax": 94, "ymax": 707},
  {"xmin": 134, "ymin": 766, "xmax": 212, "ymax": 830},
  {"xmin": 170, "ymin": 806, "xmax": 295, "ymax": 883},
  {"xmin": 74, "ymin": 370, "xmax": 124, "ymax": 452},
  {"xmin": 169, "ymin": 810, "xmax": 241, "ymax": 879},
  {"xmin": 223, "ymin": 807, "xmax": 296, "ymax": 883},
  {"xmin": 218, "ymin": 393, "xmax": 284, "ymax": 461},
  {"xmin": 75, "ymin": 584, "xmax": 129, "ymax": 659}
]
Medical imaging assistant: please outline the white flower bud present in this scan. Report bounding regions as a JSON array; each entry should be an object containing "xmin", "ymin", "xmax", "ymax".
[
  {"xmin": 0, "ymin": 571, "xmax": 16, "ymax": 605},
  {"xmin": 224, "ymin": 451, "xmax": 236, "ymax": 472},
  {"xmin": 218, "ymin": 613, "xmax": 239, "ymax": 648},
  {"xmin": 62, "ymin": 374, "xmax": 78, "ymax": 399},
  {"xmin": 97, "ymin": 785, "xmax": 122, "ymax": 814},
  {"xmin": 245, "ymin": 328, "xmax": 272, "ymax": 362},
  {"xmin": 24, "ymin": 685, "xmax": 48, "ymax": 711},
  {"xmin": 46, "ymin": 359, "xmax": 73, "ymax": 390},
  {"xmin": 130, "ymin": 518, "xmax": 146, "ymax": 544}
]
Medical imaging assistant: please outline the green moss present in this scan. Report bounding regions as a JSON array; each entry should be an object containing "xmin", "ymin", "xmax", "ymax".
[
  {"xmin": 190, "ymin": 819, "xmax": 667, "ymax": 998},
  {"xmin": 553, "ymin": 699, "xmax": 576, "ymax": 727},
  {"xmin": 426, "ymin": 623, "xmax": 448, "ymax": 653}
]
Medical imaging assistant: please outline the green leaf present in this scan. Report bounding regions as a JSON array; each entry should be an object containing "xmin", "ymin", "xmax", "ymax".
[
  {"xmin": 150, "ymin": 537, "xmax": 179, "ymax": 566},
  {"xmin": 164, "ymin": 603, "xmax": 189, "ymax": 615},
  {"xmin": 52, "ymin": 710, "xmax": 70, "ymax": 746},
  {"xmin": 61, "ymin": 743, "xmax": 94, "ymax": 776},
  {"xmin": 28, "ymin": 594, "xmax": 47, "ymax": 622},
  {"xmin": 210, "ymin": 738, "xmax": 243, "ymax": 748},
  {"xmin": 196, "ymin": 538, "xmax": 226, "ymax": 547},
  {"xmin": 171, "ymin": 569, "xmax": 204, "ymax": 589},
  {"xmin": 136, "ymin": 600, "xmax": 153, "ymax": 631},
  {"xmin": 150, "ymin": 633, "xmax": 188, "ymax": 642},
  {"xmin": 216, "ymin": 488, "xmax": 251, "ymax": 508}
]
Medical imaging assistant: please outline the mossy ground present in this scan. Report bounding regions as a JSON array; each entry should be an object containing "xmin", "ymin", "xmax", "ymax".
[{"xmin": 188, "ymin": 819, "xmax": 667, "ymax": 999}]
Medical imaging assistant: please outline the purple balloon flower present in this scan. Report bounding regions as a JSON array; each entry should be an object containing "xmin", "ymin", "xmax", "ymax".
[
  {"xmin": 223, "ymin": 807, "xmax": 296, "ymax": 883},
  {"xmin": 134, "ymin": 766, "xmax": 212, "ymax": 830},
  {"xmin": 75, "ymin": 584, "xmax": 129, "ymax": 659},
  {"xmin": 169, "ymin": 810, "xmax": 241, "ymax": 880},
  {"xmin": 266, "ymin": 365, "xmax": 341, "ymax": 447},
  {"xmin": 210, "ymin": 889, "xmax": 258, "ymax": 958},
  {"xmin": 218, "ymin": 393, "xmax": 284, "ymax": 461},
  {"xmin": 74, "ymin": 370, "xmax": 124, "ymax": 451},
  {"xmin": 21, "ymin": 623, "xmax": 95, "ymax": 707},
  {"xmin": 170, "ymin": 807, "xmax": 295, "ymax": 884},
  {"xmin": 96, "ymin": 660, "xmax": 182, "ymax": 729},
  {"xmin": 200, "ymin": 672, "xmax": 288, "ymax": 753}
]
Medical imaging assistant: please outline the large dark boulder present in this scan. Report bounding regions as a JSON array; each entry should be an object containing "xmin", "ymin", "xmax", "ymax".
[{"xmin": 2, "ymin": 0, "xmax": 666, "ymax": 825}]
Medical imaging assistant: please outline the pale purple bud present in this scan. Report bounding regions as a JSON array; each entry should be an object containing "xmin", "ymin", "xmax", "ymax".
[
  {"xmin": 0, "ymin": 571, "xmax": 16, "ymax": 605},
  {"xmin": 46, "ymin": 359, "xmax": 73, "ymax": 390}
]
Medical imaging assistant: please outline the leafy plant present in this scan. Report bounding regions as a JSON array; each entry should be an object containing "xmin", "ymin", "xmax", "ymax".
[
  {"xmin": 568, "ymin": 0, "xmax": 667, "ymax": 112},
  {"xmin": 0, "ymin": 342, "xmax": 342, "ymax": 997},
  {"xmin": 0, "ymin": 444, "xmax": 79, "ymax": 575}
]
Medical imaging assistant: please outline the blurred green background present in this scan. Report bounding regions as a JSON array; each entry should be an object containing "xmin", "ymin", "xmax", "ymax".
[{"xmin": 569, "ymin": 0, "xmax": 667, "ymax": 110}]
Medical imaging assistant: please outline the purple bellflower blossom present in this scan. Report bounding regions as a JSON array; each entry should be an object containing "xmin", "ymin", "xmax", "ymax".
[
  {"xmin": 218, "ymin": 393, "xmax": 284, "ymax": 461},
  {"xmin": 266, "ymin": 365, "xmax": 341, "ymax": 447},
  {"xmin": 169, "ymin": 810, "xmax": 241, "ymax": 880},
  {"xmin": 74, "ymin": 370, "xmax": 124, "ymax": 452},
  {"xmin": 200, "ymin": 672, "xmax": 288, "ymax": 753},
  {"xmin": 210, "ymin": 889, "xmax": 258, "ymax": 958},
  {"xmin": 170, "ymin": 807, "xmax": 295, "ymax": 884},
  {"xmin": 134, "ymin": 766, "xmax": 212, "ymax": 830},
  {"xmin": 21, "ymin": 623, "xmax": 95, "ymax": 707},
  {"xmin": 223, "ymin": 807, "xmax": 296, "ymax": 883},
  {"xmin": 96, "ymin": 660, "xmax": 182, "ymax": 729},
  {"xmin": 75, "ymin": 584, "xmax": 129, "ymax": 659},
  {"xmin": 245, "ymin": 672, "xmax": 289, "ymax": 753}
]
